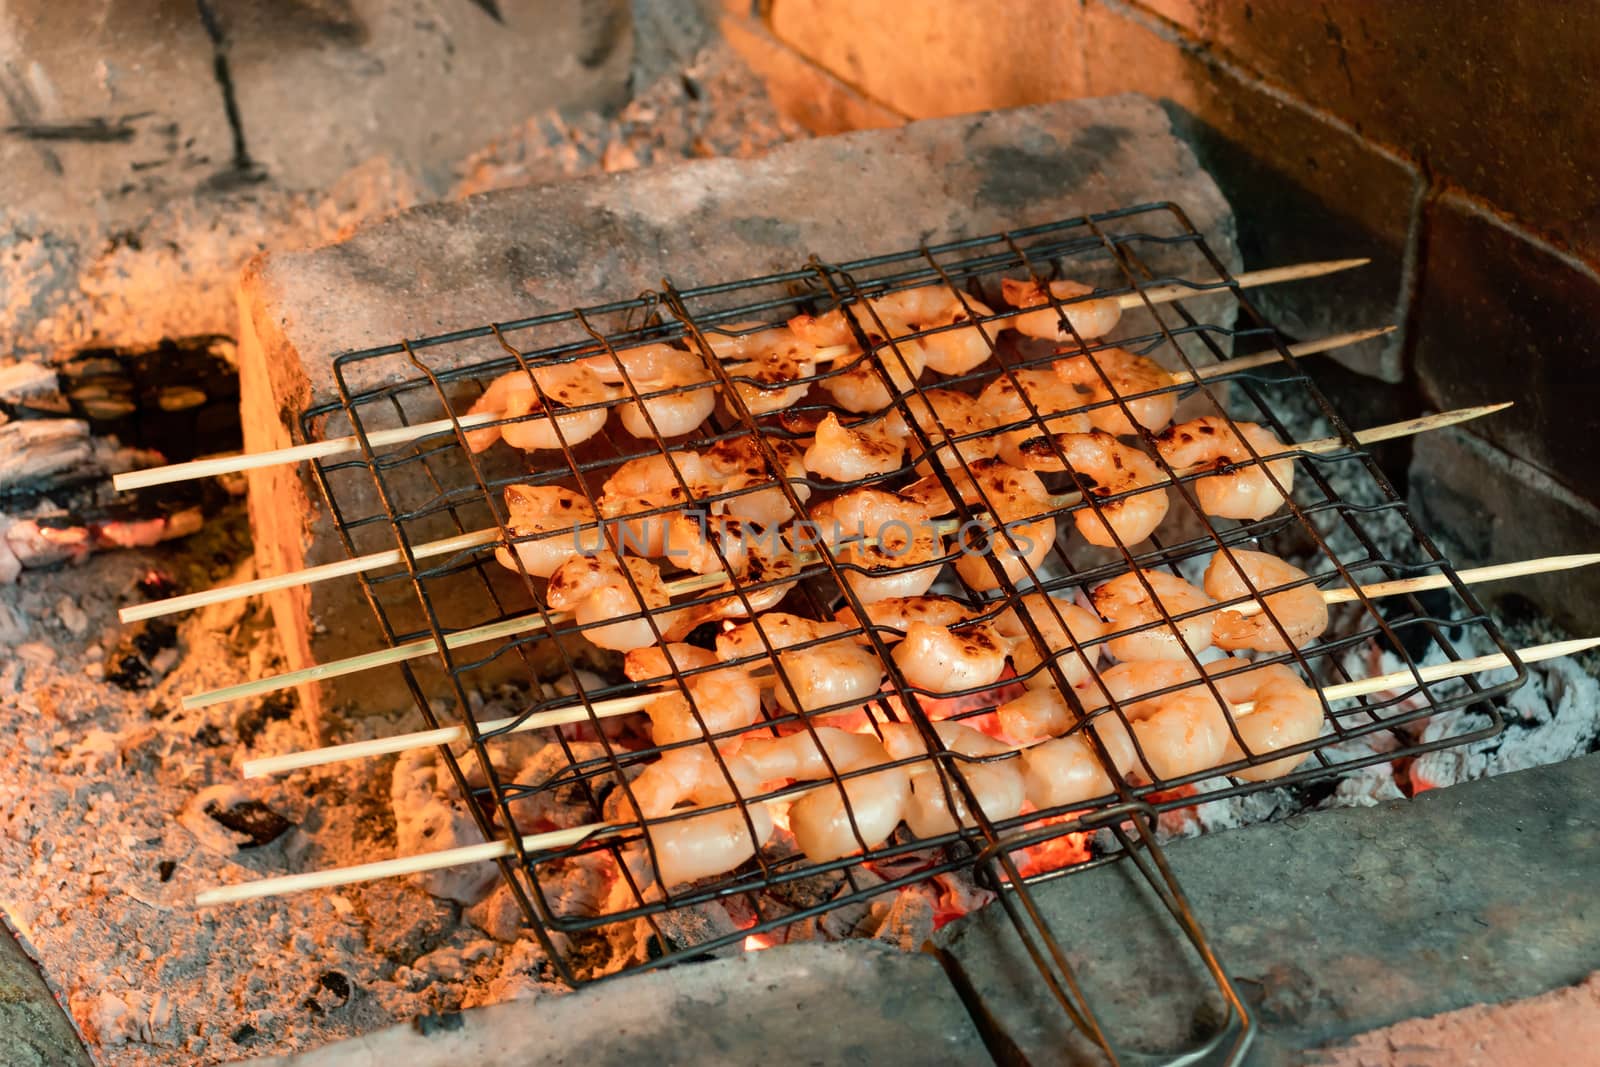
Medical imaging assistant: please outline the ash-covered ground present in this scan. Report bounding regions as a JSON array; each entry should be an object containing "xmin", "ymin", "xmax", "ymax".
[{"xmin": 0, "ymin": 36, "xmax": 805, "ymax": 1067}]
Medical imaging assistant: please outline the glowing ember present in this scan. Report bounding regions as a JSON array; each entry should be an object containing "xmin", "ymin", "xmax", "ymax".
[
  {"xmin": 1008, "ymin": 813, "xmax": 1094, "ymax": 880},
  {"xmin": 743, "ymin": 931, "xmax": 778, "ymax": 952}
]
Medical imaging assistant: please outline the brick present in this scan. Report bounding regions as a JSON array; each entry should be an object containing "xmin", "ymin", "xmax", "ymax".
[
  {"xmin": 1082, "ymin": 0, "xmax": 1422, "ymax": 382},
  {"xmin": 1124, "ymin": 0, "xmax": 1600, "ymax": 261},
  {"xmin": 768, "ymin": 0, "xmax": 1086, "ymax": 119},
  {"xmin": 240, "ymin": 96, "xmax": 1239, "ymax": 718},
  {"xmin": 719, "ymin": 12, "xmax": 905, "ymax": 135},
  {"xmin": 1412, "ymin": 193, "xmax": 1600, "ymax": 506}
]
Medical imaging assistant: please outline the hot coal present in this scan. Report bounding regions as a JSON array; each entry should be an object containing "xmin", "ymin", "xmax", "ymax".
[{"xmin": 236, "ymin": 692, "xmax": 296, "ymax": 747}]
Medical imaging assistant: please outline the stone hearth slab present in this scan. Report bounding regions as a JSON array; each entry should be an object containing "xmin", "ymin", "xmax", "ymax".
[
  {"xmin": 935, "ymin": 750, "xmax": 1600, "ymax": 1063},
  {"xmin": 246, "ymin": 940, "xmax": 986, "ymax": 1067},
  {"xmin": 237, "ymin": 93, "xmax": 1239, "ymax": 724}
]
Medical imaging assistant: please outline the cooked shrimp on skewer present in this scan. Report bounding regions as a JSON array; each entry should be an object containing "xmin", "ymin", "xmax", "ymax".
[
  {"xmin": 1015, "ymin": 430, "xmax": 1171, "ymax": 548},
  {"xmin": 706, "ymin": 437, "xmax": 812, "ymax": 527},
  {"xmin": 494, "ymin": 485, "xmax": 604, "ymax": 579},
  {"xmin": 580, "ymin": 343, "xmax": 718, "ymax": 439},
  {"xmin": 1156, "ymin": 417, "xmax": 1295, "ymax": 520},
  {"xmin": 819, "ymin": 340, "xmax": 928, "ymax": 414},
  {"xmin": 1081, "ymin": 660, "xmax": 1231, "ymax": 783},
  {"xmin": 880, "ymin": 721, "xmax": 1025, "ymax": 837},
  {"xmin": 906, "ymin": 458, "xmax": 1056, "ymax": 592},
  {"xmin": 1205, "ymin": 659, "xmax": 1323, "ymax": 781},
  {"xmin": 1091, "ymin": 570, "xmax": 1217, "ymax": 662},
  {"xmin": 890, "ymin": 388, "xmax": 999, "ymax": 472},
  {"xmin": 1053, "ymin": 347, "xmax": 1178, "ymax": 437},
  {"xmin": 717, "ymin": 613, "xmax": 884, "ymax": 715},
  {"xmin": 598, "ymin": 449, "xmax": 720, "ymax": 555},
  {"xmin": 1203, "ymin": 549, "xmax": 1329, "ymax": 652},
  {"xmin": 739, "ymin": 727, "xmax": 912, "ymax": 862},
  {"xmin": 834, "ymin": 595, "xmax": 977, "ymax": 640},
  {"xmin": 660, "ymin": 512, "xmax": 752, "ymax": 577},
  {"xmin": 1001, "ymin": 277, "xmax": 1123, "ymax": 343},
  {"xmin": 995, "ymin": 593, "xmax": 1106, "ymax": 690},
  {"xmin": 641, "ymin": 665, "xmax": 764, "ymax": 746},
  {"xmin": 1015, "ymin": 693, "xmax": 1138, "ymax": 808},
  {"xmin": 708, "ymin": 322, "xmax": 823, "ymax": 415},
  {"xmin": 802, "ymin": 412, "xmax": 907, "ymax": 482},
  {"xmin": 546, "ymin": 552, "xmax": 683, "ymax": 652},
  {"xmin": 619, "ymin": 746, "xmax": 772, "ymax": 888},
  {"xmin": 463, "ymin": 363, "xmax": 617, "ymax": 453},
  {"xmin": 689, "ymin": 533, "xmax": 804, "ymax": 626},
  {"xmin": 809, "ymin": 488, "xmax": 946, "ymax": 603},
  {"xmin": 977, "ymin": 368, "xmax": 1094, "ymax": 467},
  {"xmin": 892, "ymin": 620, "xmax": 1010, "ymax": 693}
]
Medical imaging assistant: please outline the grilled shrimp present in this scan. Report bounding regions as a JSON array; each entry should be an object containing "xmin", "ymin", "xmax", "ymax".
[
  {"xmin": 978, "ymin": 367, "xmax": 1094, "ymax": 467},
  {"xmin": 892, "ymin": 620, "xmax": 1010, "ymax": 693},
  {"xmin": 907, "ymin": 459, "xmax": 1056, "ymax": 592},
  {"xmin": 819, "ymin": 340, "xmax": 928, "ymax": 414},
  {"xmin": 890, "ymin": 388, "xmax": 999, "ymax": 472},
  {"xmin": 1011, "ymin": 697, "xmax": 1139, "ymax": 806},
  {"xmin": 624, "ymin": 642, "xmax": 719, "ymax": 683},
  {"xmin": 706, "ymin": 437, "xmax": 812, "ymax": 527},
  {"xmin": 1016, "ymin": 430, "xmax": 1170, "ymax": 548},
  {"xmin": 463, "ymin": 363, "xmax": 616, "ymax": 453},
  {"xmin": 621, "ymin": 746, "xmax": 773, "ymax": 888},
  {"xmin": 580, "ymin": 343, "xmax": 718, "ymax": 439},
  {"xmin": 546, "ymin": 553, "xmax": 682, "ymax": 652},
  {"xmin": 834, "ymin": 595, "xmax": 978, "ymax": 640},
  {"xmin": 599, "ymin": 450, "xmax": 720, "ymax": 556},
  {"xmin": 1000, "ymin": 277, "xmax": 1123, "ymax": 343},
  {"xmin": 1203, "ymin": 549, "xmax": 1329, "ymax": 653},
  {"xmin": 1053, "ymin": 347, "xmax": 1177, "ymax": 436},
  {"xmin": 809, "ymin": 488, "xmax": 946, "ymax": 603},
  {"xmin": 494, "ymin": 485, "xmax": 604, "ymax": 579},
  {"xmin": 1091, "ymin": 570, "xmax": 1217, "ymax": 662},
  {"xmin": 707, "ymin": 321, "xmax": 820, "ymax": 414},
  {"xmin": 739, "ymin": 727, "xmax": 911, "ymax": 862},
  {"xmin": 1156, "ymin": 417, "xmax": 1294, "ymax": 520},
  {"xmin": 879, "ymin": 721, "xmax": 1025, "ymax": 837},
  {"xmin": 717, "ymin": 613, "xmax": 883, "ymax": 715},
  {"xmin": 661, "ymin": 512, "xmax": 752, "ymax": 577},
  {"xmin": 643, "ymin": 666, "xmax": 764, "ymax": 746},
  {"xmin": 803, "ymin": 412, "xmax": 907, "ymax": 482},
  {"xmin": 995, "ymin": 593, "xmax": 1105, "ymax": 690},
  {"xmin": 1206, "ymin": 660, "xmax": 1323, "ymax": 781},
  {"xmin": 1081, "ymin": 660, "xmax": 1231, "ymax": 783},
  {"xmin": 691, "ymin": 533, "xmax": 804, "ymax": 625}
]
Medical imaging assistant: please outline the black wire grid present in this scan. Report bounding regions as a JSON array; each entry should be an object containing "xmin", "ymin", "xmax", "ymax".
[{"xmin": 301, "ymin": 202, "xmax": 1519, "ymax": 1064}]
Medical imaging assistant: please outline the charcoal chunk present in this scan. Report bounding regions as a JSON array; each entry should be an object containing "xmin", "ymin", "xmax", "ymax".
[{"xmin": 204, "ymin": 799, "xmax": 291, "ymax": 847}]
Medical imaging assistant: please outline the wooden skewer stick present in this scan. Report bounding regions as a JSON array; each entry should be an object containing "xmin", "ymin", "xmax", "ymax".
[
  {"xmin": 241, "ymin": 550, "xmax": 1599, "ymax": 778},
  {"xmin": 115, "ymin": 260, "xmax": 1370, "ymax": 494},
  {"xmin": 198, "ymin": 634, "xmax": 1598, "ymax": 906},
  {"xmin": 121, "ymin": 327, "xmax": 1389, "ymax": 626},
  {"xmin": 180, "ymin": 402, "xmax": 1507, "ymax": 711},
  {"xmin": 1228, "ymin": 553, "xmax": 1600, "ymax": 618}
]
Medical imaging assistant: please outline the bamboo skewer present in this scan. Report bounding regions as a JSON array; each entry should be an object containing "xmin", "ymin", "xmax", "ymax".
[
  {"xmin": 240, "ymin": 550, "xmax": 1600, "ymax": 778},
  {"xmin": 114, "ymin": 260, "xmax": 1369, "ymax": 494},
  {"xmin": 121, "ymin": 327, "xmax": 1391, "ymax": 626},
  {"xmin": 180, "ymin": 402, "xmax": 1509, "ymax": 711},
  {"xmin": 199, "ymin": 634, "xmax": 1599, "ymax": 906}
]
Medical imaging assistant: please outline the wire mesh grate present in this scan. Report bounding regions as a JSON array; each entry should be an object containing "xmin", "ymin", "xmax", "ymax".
[{"xmin": 301, "ymin": 201, "xmax": 1517, "ymax": 1063}]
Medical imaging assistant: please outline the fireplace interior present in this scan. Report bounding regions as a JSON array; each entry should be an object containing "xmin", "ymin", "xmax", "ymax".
[{"xmin": 2, "ymin": 2, "xmax": 1598, "ymax": 1066}]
